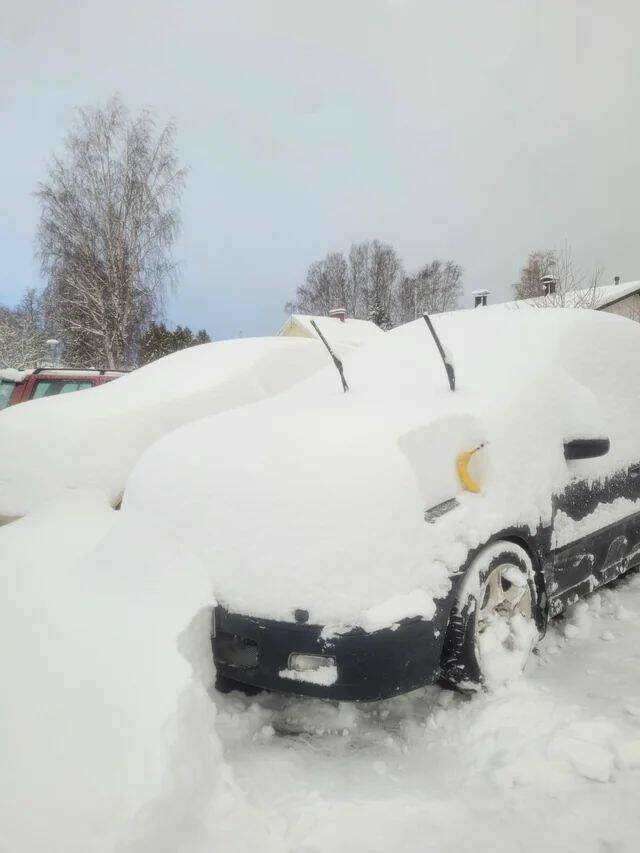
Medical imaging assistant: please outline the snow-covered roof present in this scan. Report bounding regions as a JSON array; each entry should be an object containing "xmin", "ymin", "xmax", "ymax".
[
  {"xmin": 587, "ymin": 279, "xmax": 640, "ymax": 309},
  {"xmin": 0, "ymin": 367, "xmax": 124, "ymax": 383},
  {"xmin": 0, "ymin": 368, "xmax": 32, "ymax": 383},
  {"xmin": 501, "ymin": 279, "xmax": 640, "ymax": 310},
  {"xmin": 278, "ymin": 314, "xmax": 383, "ymax": 348}
]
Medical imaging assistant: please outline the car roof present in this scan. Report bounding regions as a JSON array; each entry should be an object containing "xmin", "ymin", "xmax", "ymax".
[{"xmin": 31, "ymin": 368, "xmax": 127, "ymax": 377}]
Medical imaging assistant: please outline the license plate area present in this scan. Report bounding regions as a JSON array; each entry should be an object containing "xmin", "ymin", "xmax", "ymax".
[{"xmin": 214, "ymin": 632, "xmax": 259, "ymax": 669}]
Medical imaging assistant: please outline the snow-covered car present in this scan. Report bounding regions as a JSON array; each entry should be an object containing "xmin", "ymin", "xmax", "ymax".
[
  {"xmin": 119, "ymin": 307, "xmax": 640, "ymax": 701},
  {"xmin": 0, "ymin": 366, "xmax": 124, "ymax": 409},
  {"xmin": 0, "ymin": 337, "xmax": 333, "ymax": 519}
]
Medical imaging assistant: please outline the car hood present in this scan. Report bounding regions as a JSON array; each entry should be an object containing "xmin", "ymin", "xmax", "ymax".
[{"xmin": 124, "ymin": 396, "xmax": 549, "ymax": 629}]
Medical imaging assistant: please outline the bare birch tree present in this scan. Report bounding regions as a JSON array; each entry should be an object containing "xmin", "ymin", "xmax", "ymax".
[
  {"xmin": 36, "ymin": 96, "xmax": 186, "ymax": 368},
  {"xmin": 512, "ymin": 250, "xmax": 557, "ymax": 300},
  {"xmin": 512, "ymin": 245, "xmax": 602, "ymax": 308},
  {"xmin": 397, "ymin": 260, "xmax": 463, "ymax": 322},
  {"xmin": 285, "ymin": 239, "xmax": 403, "ymax": 328},
  {"xmin": 290, "ymin": 252, "xmax": 350, "ymax": 318}
]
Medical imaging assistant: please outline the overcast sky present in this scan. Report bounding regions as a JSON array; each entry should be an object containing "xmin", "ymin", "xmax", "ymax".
[{"xmin": 1, "ymin": 0, "xmax": 639, "ymax": 338}]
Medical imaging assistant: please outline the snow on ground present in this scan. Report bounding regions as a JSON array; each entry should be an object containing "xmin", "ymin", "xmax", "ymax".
[
  {"xmin": 0, "ymin": 494, "xmax": 233, "ymax": 853},
  {"xmin": 214, "ymin": 570, "xmax": 640, "ymax": 853},
  {"xmin": 3, "ymin": 491, "xmax": 640, "ymax": 852}
]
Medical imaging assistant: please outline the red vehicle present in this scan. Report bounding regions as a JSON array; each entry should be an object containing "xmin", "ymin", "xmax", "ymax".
[{"xmin": 0, "ymin": 368, "xmax": 124, "ymax": 411}]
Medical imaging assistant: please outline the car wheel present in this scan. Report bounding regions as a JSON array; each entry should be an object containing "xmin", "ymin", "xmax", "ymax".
[{"xmin": 440, "ymin": 542, "xmax": 541, "ymax": 690}]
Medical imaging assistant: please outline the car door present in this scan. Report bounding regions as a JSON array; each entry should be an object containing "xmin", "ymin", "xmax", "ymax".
[
  {"xmin": 546, "ymin": 311, "xmax": 640, "ymax": 614},
  {"xmin": 614, "ymin": 459, "xmax": 640, "ymax": 572},
  {"xmin": 549, "ymin": 462, "xmax": 632, "ymax": 615}
]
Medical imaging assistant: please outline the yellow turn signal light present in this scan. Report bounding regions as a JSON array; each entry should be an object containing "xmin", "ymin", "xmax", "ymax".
[{"xmin": 456, "ymin": 446, "xmax": 484, "ymax": 494}]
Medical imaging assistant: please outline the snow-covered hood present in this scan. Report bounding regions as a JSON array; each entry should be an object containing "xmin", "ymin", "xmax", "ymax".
[{"xmin": 127, "ymin": 406, "xmax": 485, "ymax": 627}]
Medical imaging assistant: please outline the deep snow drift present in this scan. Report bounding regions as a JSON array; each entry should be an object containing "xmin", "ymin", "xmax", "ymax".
[
  {"xmin": 0, "ymin": 494, "xmax": 213, "ymax": 852},
  {"xmin": 3, "ymin": 494, "xmax": 640, "ymax": 853},
  {"xmin": 0, "ymin": 336, "xmax": 331, "ymax": 517}
]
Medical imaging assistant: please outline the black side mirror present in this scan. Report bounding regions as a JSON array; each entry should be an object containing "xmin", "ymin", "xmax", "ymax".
[{"xmin": 563, "ymin": 438, "xmax": 610, "ymax": 461}]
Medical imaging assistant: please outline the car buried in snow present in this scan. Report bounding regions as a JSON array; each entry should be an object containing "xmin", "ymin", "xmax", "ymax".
[
  {"xmin": 0, "ymin": 367, "xmax": 124, "ymax": 409},
  {"xmin": 0, "ymin": 337, "xmax": 337, "ymax": 521},
  {"xmin": 198, "ymin": 307, "xmax": 640, "ymax": 700}
]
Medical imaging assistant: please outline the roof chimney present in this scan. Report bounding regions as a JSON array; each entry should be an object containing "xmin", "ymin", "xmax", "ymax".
[
  {"xmin": 540, "ymin": 274, "xmax": 557, "ymax": 296},
  {"xmin": 329, "ymin": 307, "xmax": 347, "ymax": 322},
  {"xmin": 472, "ymin": 289, "xmax": 490, "ymax": 308},
  {"xmin": 614, "ymin": 275, "xmax": 621, "ymax": 286}
]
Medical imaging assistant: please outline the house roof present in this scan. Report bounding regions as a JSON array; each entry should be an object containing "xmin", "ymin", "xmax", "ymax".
[
  {"xmin": 586, "ymin": 279, "xmax": 640, "ymax": 309},
  {"xmin": 278, "ymin": 314, "xmax": 384, "ymax": 348},
  {"xmin": 501, "ymin": 279, "xmax": 640, "ymax": 311}
]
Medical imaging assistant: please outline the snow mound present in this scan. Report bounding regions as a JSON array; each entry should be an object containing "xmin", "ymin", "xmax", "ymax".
[
  {"xmin": 0, "ymin": 492, "xmax": 274, "ymax": 852},
  {"xmin": 0, "ymin": 337, "xmax": 330, "ymax": 517}
]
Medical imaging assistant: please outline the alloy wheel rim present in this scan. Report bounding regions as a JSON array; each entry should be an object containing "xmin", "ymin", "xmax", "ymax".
[{"xmin": 475, "ymin": 561, "xmax": 535, "ymax": 672}]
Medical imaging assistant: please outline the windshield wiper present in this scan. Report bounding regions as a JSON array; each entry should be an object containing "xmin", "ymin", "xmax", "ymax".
[
  {"xmin": 423, "ymin": 313, "xmax": 455, "ymax": 391},
  {"xmin": 310, "ymin": 320, "xmax": 349, "ymax": 393}
]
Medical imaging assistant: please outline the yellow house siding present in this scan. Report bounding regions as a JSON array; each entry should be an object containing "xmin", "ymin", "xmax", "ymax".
[
  {"xmin": 601, "ymin": 293, "xmax": 640, "ymax": 321},
  {"xmin": 279, "ymin": 320, "xmax": 313, "ymax": 339}
]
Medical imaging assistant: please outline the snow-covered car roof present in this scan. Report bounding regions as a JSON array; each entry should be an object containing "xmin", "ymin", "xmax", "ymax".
[
  {"xmin": 0, "ymin": 337, "xmax": 333, "ymax": 517},
  {"xmin": 30, "ymin": 367, "xmax": 126, "ymax": 377},
  {"xmin": 120, "ymin": 307, "xmax": 640, "ymax": 629},
  {"xmin": 0, "ymin": 367, "xmax": 33, "ymax": 383},
  {"xmin": 0, "ymin": 367, "xmax": 125, "ymax": 383}
]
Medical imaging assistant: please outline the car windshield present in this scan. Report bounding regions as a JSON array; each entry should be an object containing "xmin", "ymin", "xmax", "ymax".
[
  {"xmin": 31, "ymin": 380, "xmax": 93, "ymax": 399},
  {"xmin": 0, "ymin": 380, "xmax": 15, "ymax": 410}
]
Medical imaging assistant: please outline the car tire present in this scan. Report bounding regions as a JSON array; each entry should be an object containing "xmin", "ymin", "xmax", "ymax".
[{"xmin": 439, "ymin": 541, "xmax": 541, "ymax": 691}]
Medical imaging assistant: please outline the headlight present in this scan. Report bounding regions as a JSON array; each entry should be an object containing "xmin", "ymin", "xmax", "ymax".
[{"xmin": 288, "ymin": 653, "xmax": 336, "ymax": 673}]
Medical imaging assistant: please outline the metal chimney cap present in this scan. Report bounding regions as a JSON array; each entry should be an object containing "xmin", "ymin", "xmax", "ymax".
[{"xmin": 329, "ymin": 308, "xmax": 347, "ymax": 322}]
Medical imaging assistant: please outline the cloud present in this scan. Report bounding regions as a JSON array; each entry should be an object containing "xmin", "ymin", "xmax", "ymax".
[{"xmin": 1, "ymin": 0, "xmax": 639, "ymax": 334}]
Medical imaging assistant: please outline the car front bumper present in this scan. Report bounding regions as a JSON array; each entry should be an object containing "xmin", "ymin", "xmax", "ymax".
[{"xmin": 211, "ymin": 604, "xmax": 450, "ymax": 702}]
